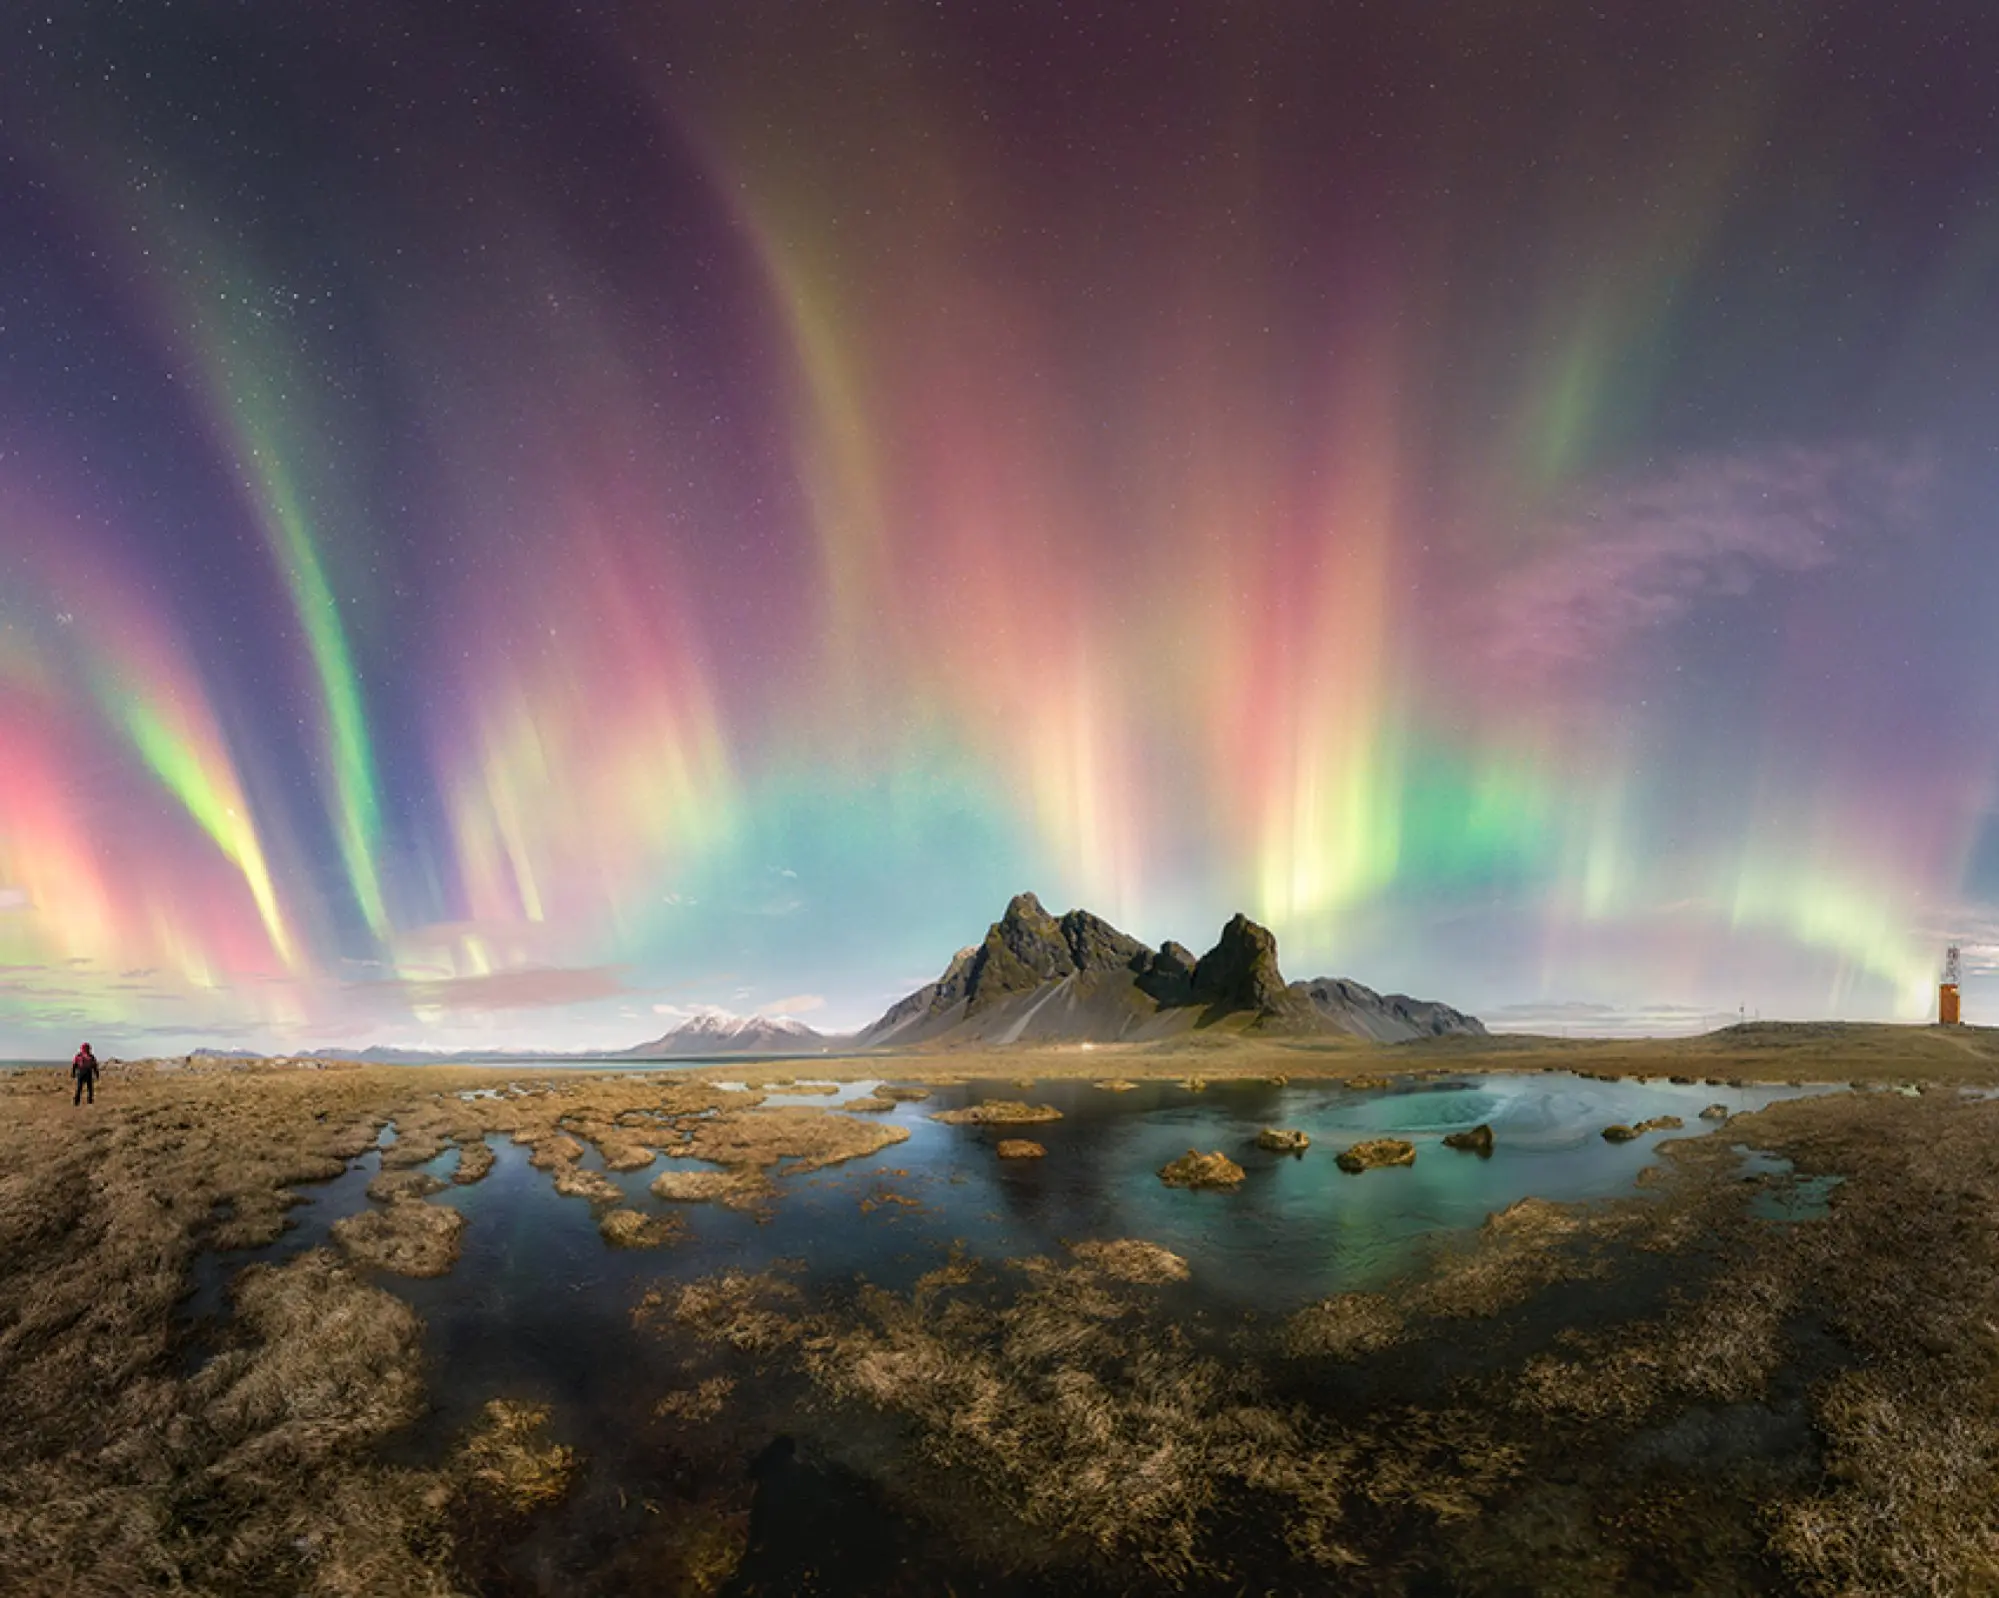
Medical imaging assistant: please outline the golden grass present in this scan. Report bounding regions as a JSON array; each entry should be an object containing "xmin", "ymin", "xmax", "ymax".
[
  {"xmin": 995, "ymin": 1138, "xmax": 1045, "ymax": 1159},
  {"xmin": 333, "ymin": 1194, "xmax": 467, "ymax": 1277},
  {"xmin": 455, "ymin": 1399, "xmax": 578, "ymax": 1510},
  {"xmin": 649, "ymin": 1167, "xmax": 776, "ymax": 1210},
  {"xmin": 1255, "ymin": 1127, "xmax": 1310, "ymax": 1152},
  {"xmin": 662, "ymin": 1106, "xmax": 911, "ymax": 1172}
]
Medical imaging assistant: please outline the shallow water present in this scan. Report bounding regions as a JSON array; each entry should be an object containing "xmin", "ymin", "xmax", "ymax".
[{"xmin": 178, "ymin": 1069, "xmax": 1848, "ymax": 1588}]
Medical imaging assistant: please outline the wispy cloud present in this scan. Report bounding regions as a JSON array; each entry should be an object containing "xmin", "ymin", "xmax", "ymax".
[
  {"xmin": 1485, "ymin": 999, "xmax": 1743, "ymax": 1037},
  {"xmin": 350, "ymin": 965, "xmax": 628, "ymax": 1012},
  {"xmin": 1472, "ymin": 445, "xmax": 1929, "ymax": 684},
  {"xmin": 757, "ymin": 993, "xmax": 825, "ymax": 1017}
]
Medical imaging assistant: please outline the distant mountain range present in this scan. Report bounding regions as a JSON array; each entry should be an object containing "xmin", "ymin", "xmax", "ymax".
[
  {"xmin": 854, "ymin": 892, "xmax": 1484, "ymax": 1047},
  {"xmin": 187, "ymin": 896, "xmax": 1480, "ymax": 1059},
  {"xmin": 624, "ymin": 1011, "xmax": 831, "ymax": 1058}
]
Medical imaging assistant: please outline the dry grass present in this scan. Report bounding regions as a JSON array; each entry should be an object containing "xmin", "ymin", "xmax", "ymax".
[
  {"xmin": 995, "ymin": 1139, "xmax": 1045, "ymax": 1159},
  {"xmin": 841, "ymin": 1093, "xmax": 895, "ymax": 1112},
  {"xmin": 1256, "ymin": 1127, "xmax": 1310, "ymax": 1152}
]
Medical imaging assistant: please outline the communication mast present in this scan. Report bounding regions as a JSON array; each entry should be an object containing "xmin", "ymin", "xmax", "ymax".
[{"xmin": 1940, "ymin": 945, "xmax": 1963, "ymax": 1026}]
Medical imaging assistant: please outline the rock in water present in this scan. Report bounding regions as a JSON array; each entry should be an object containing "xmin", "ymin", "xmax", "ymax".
[
  {"xmin": 1255, "ymin": 1128, "xmax": 1311, "ymax": 1154},
  {"xmin": 1442, "ymin": 1123, "xmax": 1494, "ymax": 1157},
  {"xmin": 1336, "ymin": 1138, "xmax": 1417, "ymax": 1173},
  {"xmin": 995, "ymin": 1139, "xmax": 1045, "ymax": 1159},
  {"xmin": 1699, "ymin": 1103, "xmax": 1731, "ymax": 1121},
  {"xmin": 1601, "ymin": 1124, "xmax": 1640, "ymax": 1143},
  {"xmin": 1158, "ymin": 1149, "xmax": 1246, "ymax": 1189}
]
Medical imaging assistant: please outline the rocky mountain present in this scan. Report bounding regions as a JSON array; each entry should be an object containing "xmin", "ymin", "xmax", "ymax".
[
  {"xmin": 628, "ymin": 1011, "xmax": 831, "ymax": 1057},
  {"xmin": 855, "ymin": 893, "xmax": 1484, "ymax": 1047}
]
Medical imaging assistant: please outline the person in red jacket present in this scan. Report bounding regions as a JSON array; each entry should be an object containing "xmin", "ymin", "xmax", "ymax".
[{"xmin": 71, "ymin": 1042, "xmax": 100, "ymax": 1106}]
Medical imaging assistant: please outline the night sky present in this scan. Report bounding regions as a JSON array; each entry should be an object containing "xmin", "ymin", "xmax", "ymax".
[{"xmin": 4, "ymin": 2, "xmax": 1998, "ymax": 1056}]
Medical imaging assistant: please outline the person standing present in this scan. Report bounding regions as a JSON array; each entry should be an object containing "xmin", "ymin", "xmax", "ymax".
[{"xmin": 70, "ymin": 1042, "xmax": 99, "ymax": 1106}]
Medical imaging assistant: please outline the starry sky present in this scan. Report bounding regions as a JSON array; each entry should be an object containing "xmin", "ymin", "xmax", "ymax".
[{"xmin": 3, "ymin": 1, "xmax": 1998, "ymax": 1057}]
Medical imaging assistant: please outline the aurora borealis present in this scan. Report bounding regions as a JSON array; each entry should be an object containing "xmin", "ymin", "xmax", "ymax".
[{"xmin": 4, "ymin": 3, "xmax": 1998, "ymax": 1055}]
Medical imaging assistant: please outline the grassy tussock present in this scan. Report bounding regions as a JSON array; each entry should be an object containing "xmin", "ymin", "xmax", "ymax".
[
  {"xmin": 662, "ymin": 1106, "xmax": 910, "ymax": 1172},
  {"xmin": 649, "ymin": 1167, "xmax": 776, "ymax": 1210},
  {"xmin": 332, "ymin": 1196, "xmax": 466, "ymax": 1277},
  {"xmin": 931, "ymin": 1100, "xmax": 1062, "ymax": 1125},
  {"xmin": 455, "ymin": 1400, "xmax": 578, "ymax": 1510},
  {"xmin": 598, "ymin": 1207, "xmax": 687, "ymax": 1248}
]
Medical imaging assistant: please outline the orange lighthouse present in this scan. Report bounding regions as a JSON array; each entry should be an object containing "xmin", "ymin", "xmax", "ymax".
[{"xmin": 1940, "ymin": 944, "xmax": 1963, "ymax": 1026}]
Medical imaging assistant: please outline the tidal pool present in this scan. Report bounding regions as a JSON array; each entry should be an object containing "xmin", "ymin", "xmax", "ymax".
[{"xmin": 191, "ymin": 1072, "xmax": 1836, "ymax": 1430}]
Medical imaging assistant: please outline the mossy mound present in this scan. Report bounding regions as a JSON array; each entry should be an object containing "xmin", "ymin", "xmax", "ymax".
[
  {"xmin": 996, "ymin": 1139, "xmax": 1046, "ymax": 1159},
  {"xmin": 1158, "ymin": 1149, "xmax": 1245, "ymax": 1189},
  {"xmin": 1256, "ymin": 1128, "xmax": 1311, "ymax": 1154},
  {"xmin": 332, "ymin": 1198, "xmax": 465, "ymax": 1277},
  {"xmin": 933, "ymin": 1100, "xmax": 1063, "ymax": 1126},
  {"xmin": 598, "ymin": 1208, "xmax": 687, "ymax": 1249}
]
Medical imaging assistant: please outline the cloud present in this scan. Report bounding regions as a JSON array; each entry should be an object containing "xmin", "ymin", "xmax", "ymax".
[
  {"xmin": 1485, "ymin": 999, "xmax": 1743, "ymax": 1037},
  {"xmin": 1472, "ymin": 445, "xmax": 1929, "ymax": 683},
  {"xmin": 351, "ymin": 965, "xmax": 628, "ymax": 1012},
  {"xmin": 757, "ymin": 993, "xmax": 825, "ymax": 1017}
]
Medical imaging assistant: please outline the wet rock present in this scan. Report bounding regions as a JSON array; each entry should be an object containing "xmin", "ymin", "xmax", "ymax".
[
  {"xmin": 1158, "ymin": 1149, "xmax": 1246, "ymax": 1189},
  {"xmin": 1443, "ymin": 1123, "xmax": 1495, "ymax": 1157},
  {"xmin": 1336, "ymin": 1138, "xmax": 1417, "ymax": 1173},
  {"xmin": 1635, "ymin": 1115, "xmax": 1683, "ymax": 1133},
  {"xmin": 1255, "ymin": 1127, "xmax": 1310, "ymax": 1153},
  {"xmin": 1601, "ymin": 1124, "xmax": 1641, "ymax": 1143},
  {"xmin": 995, "ymin": 1139, "xmax": 1045, "ymax": 1159},
  {"xmin": 1669, "ymin": 1075, "xmax": 1697, "ymax": 1085},
  {"xmin": 1700, "ymin": 1103, "xmax": 1731, "ymax": 1121}
]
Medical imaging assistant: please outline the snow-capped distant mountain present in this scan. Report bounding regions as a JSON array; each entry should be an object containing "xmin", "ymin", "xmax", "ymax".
[{"xmin": 627, "ymin": 1011, "xmax": 832, "ymax": 1057}]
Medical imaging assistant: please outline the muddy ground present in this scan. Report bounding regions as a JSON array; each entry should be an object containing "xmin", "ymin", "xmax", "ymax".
[{"xmin": 2, "ymin": 1030, "xmax": 1997, "ymax": 1594}]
